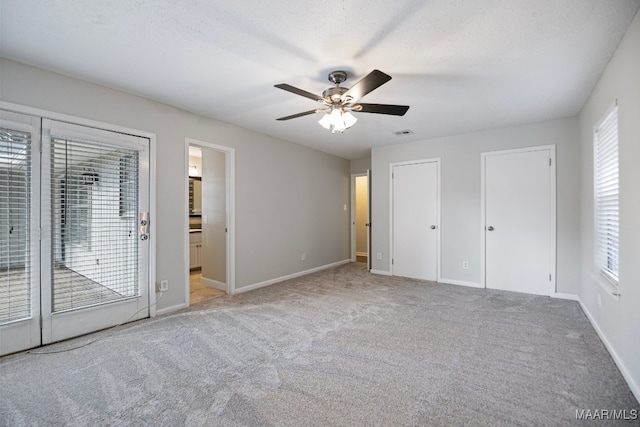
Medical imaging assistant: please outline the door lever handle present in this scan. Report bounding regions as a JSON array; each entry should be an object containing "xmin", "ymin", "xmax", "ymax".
[
  {"xmin": 487, "ymin": 226, "xmax": 494, "ymax": 231},
  {"xmin": 430, "ymin": 225, "xmax": 436, "ymax": 230}
]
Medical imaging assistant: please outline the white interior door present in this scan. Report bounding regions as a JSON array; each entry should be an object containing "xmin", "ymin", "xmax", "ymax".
[
  {"xmin": 392, "ymin": 160, "xmax": 439, "ymax": 281},
  {"xmin": 483, "ymin": 147, "xmax": 555, "ymax": 296},
  {"xmin": 0, "ymin": 112, "xmax": 42, "ymax": 356},
  {"xmin": 367, "ymin": 168, "xmax": 371, "ymax": 271},
  {"xmin": 40, "ymin": 120, "xmax": 150, "ymax": 344}
]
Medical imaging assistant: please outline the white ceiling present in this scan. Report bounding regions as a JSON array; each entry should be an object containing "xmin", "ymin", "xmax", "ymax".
[{"xmin": 1, "ymin": 1, "xmax": 639, "ymax": 160}]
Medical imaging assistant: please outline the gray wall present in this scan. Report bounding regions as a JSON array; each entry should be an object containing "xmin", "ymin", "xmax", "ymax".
[
  {"xmin": 578, "ymin": 10, "xmax": 640, "ymax": 398},
  {"xmin": 371, "ymin": 117, "xmax": 581, "ymax": 294},
  {"xmin": 350, "ymin": 157, "xmax": 371, "ymax": 175},
  {"xmin": 0, "ymin": 58, "xmax": 350, "ymax": 312}
]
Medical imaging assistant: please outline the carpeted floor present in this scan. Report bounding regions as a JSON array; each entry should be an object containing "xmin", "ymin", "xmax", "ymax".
[{"xmin": 1, "ymin": 262, "xmax": 638, "ymax": 426}]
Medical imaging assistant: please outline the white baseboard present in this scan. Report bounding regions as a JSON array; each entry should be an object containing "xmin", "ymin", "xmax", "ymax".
[
  {"xmin": 156, "ymin": 302, "xmax": 188, "ymax": 316},
  {"xmin": 370, "ymin": 269, "xmax": 392, "ymax": 276},
  {"xmin": 579, "ymin": 299, "xmax": 640, "ymax": 403},
  {"xmin": 234, "ymin": 259, "xmax": 351, "ymax": 294},
  {"xmin": 201, "ymin": 277, "xmax": 226, "ymax": 292},
  {"xmin": 552, "ymin": 292, "xmax": 579, "ymax": 301},
  {"xmin": 438, "ymin": 278, "xmax": 483, "ymax": 288}
]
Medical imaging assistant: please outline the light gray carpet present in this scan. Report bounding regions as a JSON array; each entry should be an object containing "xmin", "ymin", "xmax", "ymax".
[{"xmin": 1, "ymin": 263, "xmax": 638, "ymax": 426}]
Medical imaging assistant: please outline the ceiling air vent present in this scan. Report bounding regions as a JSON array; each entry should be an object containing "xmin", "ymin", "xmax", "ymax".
[{"xmin": 393, "ymin": 129, "xmax": 414, "ymax": 136}]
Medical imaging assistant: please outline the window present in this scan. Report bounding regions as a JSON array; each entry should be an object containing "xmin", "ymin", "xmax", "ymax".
[{"xmin": 594, "ymin": 104, "xmax": 619, "ymax": 285}]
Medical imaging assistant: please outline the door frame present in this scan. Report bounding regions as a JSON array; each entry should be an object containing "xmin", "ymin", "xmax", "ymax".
[
  {"xmin": 350, "ymin": 172, "xmax": 370, "ymax": 268},
  {"xmin": 184, "ymin": 138, "xmax": 235, "ymax": 300},
  {"xmin": 480, "ymin": 145, "xmax": 556, "ymax": 291},
  {"xmin": 389, "ymin": 158, "xmax": 441, "ymax": 281}
]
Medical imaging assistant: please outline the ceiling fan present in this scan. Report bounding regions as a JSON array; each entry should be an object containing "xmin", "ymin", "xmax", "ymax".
[{"xmin": 274, "ymin": 70, "xmax": 409, "ymax": 133}]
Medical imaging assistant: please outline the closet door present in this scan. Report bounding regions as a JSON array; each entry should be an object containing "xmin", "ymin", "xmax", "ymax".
[
  {"xmin": 483, "ymin": 147, "xmax": 555, "ymax": 296},
  {"xmin": 392, "ymin": 160, "xmax": 439, "ymax": 281}
]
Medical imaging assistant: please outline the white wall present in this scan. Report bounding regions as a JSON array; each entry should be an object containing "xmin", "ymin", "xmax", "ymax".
[
  {"xmin": 371, "ymin": 117, "xmax": 581, "ymax": 294},
  {"xmin": 0, "ymin": 59, "xmax": 350, "ymax": 311},
  {"xmin": 578, "ymin": 10, "xmax": 640, "ymax": 400}
]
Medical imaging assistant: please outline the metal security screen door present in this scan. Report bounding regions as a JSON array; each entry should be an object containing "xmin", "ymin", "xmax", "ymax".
[
  {"xmin": 0, "ymin": 112, "xmax": 41, "ymax": 356},
  {"xmin": 41, "ymin": 120, "xmax": 150, "ymax": 344}
]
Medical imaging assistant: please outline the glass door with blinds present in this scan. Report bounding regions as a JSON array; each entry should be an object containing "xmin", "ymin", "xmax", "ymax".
[
  {"xmin": 0, "ymin": 112, "xmax": 150, "ymax": 355},
  {"xmin": 40, "ymin": 120, "xmax": 150, "ymax": 344},
  {"xmin": 0, "ymin": 112, "xmax": 41, "ymax": 356}
]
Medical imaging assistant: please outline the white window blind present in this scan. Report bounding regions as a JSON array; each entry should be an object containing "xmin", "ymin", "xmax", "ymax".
[
  {"xmin": 0, "ymin": 127, "xmax": 32, "ymax": 324},
  {"xmin": 50, "ymin": 136, "xmax": 139, "ymax": 312},
  {"xmin": 594, "ymin": 104, "xmax": 619, "ymax": 285}
]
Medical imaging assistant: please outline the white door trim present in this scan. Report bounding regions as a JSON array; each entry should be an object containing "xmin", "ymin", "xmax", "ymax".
[
  {"xmin": 184, "ymin": 138, "xmax": 235, "ymax": 300},
  {"xmin": 389, "ymin": 158, "xmax": 441, "ymax": 281},
  {"xmin": 480, "ymin": 145, "xmax": 556, "ymax": 292}
]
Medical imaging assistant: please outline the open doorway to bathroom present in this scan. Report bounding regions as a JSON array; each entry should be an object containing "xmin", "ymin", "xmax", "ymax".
[{"xmin": 186, "ymin": 140, "xmax": 235, "ymax": 305}]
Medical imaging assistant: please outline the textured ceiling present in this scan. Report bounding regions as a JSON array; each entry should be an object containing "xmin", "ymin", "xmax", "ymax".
[{"xmin": 1, "ymin": 0, "xmax": 639, "ymax": 159}]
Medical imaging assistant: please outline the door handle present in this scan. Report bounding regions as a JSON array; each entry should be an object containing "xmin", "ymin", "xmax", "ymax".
[
  {"xmin": 430, "ymin": 225, "xmax": 436, "ymax": 230},
  {"xmin": 139, "ymin": 212, "xmax": 150, "ymax": 240},
  {"xmin": 487, "ymin": 226, "xmax": 494, "ymax": 231}
]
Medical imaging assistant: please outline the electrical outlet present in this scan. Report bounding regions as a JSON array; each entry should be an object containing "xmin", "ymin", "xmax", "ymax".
[
  {"xmin": 156, "ymin": 280, "xmax": 168, "ymax": 292},
  {"xmin": 301, "ymin": 253, "xmax": 306, "ymax": 261},
  {"xmin": 376, "ymin": 252, "xmax": 382, "ymax": 260},
  {"xmin": 462, "ymin": 261, "xmax": 469, "ymax": 270}
]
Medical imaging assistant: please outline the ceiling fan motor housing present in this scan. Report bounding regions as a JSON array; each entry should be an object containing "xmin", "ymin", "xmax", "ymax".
[{"xmin": 322, "ymin": 86, "xmax": 350, "ymax": 105}]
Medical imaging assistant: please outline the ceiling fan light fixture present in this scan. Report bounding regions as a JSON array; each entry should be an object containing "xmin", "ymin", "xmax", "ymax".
[
  {"xmin": 318, "ymin": 108, "xmax": 356, "ymax": 133},
  {"xmin": 318, "ymin": 113, "xmax": 332, "ymax": 130},
  {"xmin": 342, "ymin": 111, "xmax": 358, "ymax": 128}
]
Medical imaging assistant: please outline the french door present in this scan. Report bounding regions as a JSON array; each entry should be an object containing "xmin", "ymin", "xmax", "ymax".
[{"xmin": 0, "ymin": 112, "xmax": 150, "ymax": 355}]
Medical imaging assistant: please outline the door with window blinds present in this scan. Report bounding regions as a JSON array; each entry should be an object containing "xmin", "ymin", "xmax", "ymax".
[
  {"xmin": 40, "ymin": 120, "xmax": 150, "ymax": 344},
  {"xmin": 0, "ymin": 112, "xmax": 41, "ymax": 356},
  {"xmin": 0, "ymin": 114, "xmax": 150, "ymax": 355}
]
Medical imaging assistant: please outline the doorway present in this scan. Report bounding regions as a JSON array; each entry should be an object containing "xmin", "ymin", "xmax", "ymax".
[
  {"xmin": 481, "ymin": 146, "xmax": 556, "ymax": 296},
  {"xmin": 185, "ymin": 138, "xmax": 235, "ymax": 305},
  {"xmin": 391, "ymin": 159, "xmax": 440, "ymax": 281},
  {"xmin": 0, "ymin": 110, "xmax": 152, "ymax": 356},
  {"xmin": 351, "ymin": 172, "xmax": 370, "ymax": 269}
]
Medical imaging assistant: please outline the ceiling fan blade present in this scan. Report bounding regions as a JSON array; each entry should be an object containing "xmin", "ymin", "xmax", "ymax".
[
  {"xmin": 342, "ymin": 70, "xmax": 392, "ymax": 102},
  {"xmin": 276, "ymin": 109, "xmax": 320, "ymax": 121},
  {"xmin": 274, "ymin": 84, "xmax": 323, "ymax": 101},
  {"xmin": 356, "ymin": 103, "xmax": 410, "ymax": 116}
]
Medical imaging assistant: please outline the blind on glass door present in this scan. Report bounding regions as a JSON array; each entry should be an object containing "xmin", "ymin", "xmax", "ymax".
[
  {"xmin": 50, "ymin": 136, "xmax": 139, "ymax": 312},
  {"xmin": 594, "ymin": 105, "xmax": 619, "ymax": 284},
  {"xmin": 0, "ymin": 127, "xmax": 31, "ymax": 324}
]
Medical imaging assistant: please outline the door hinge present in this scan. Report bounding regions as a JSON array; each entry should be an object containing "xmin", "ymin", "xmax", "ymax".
[
  {"xmin": 549, "ymin": 158, "xmax": 552, "ymax": 166},
  {"xmin": 392, "ymin": 258, "xmax": 394, "ymax": 265},
  {"xmin": 549, "ymin": 273, "xmax": 552, "ymax": 281},
  {"xmin": 39, "ymin": 316, "xmax": 43, "ymax": 329}
]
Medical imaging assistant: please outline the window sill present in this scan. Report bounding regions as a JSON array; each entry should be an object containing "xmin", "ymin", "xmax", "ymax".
[{"xmin": 589, "ymin": 270, "xmax": 621, "ymax": 301}]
